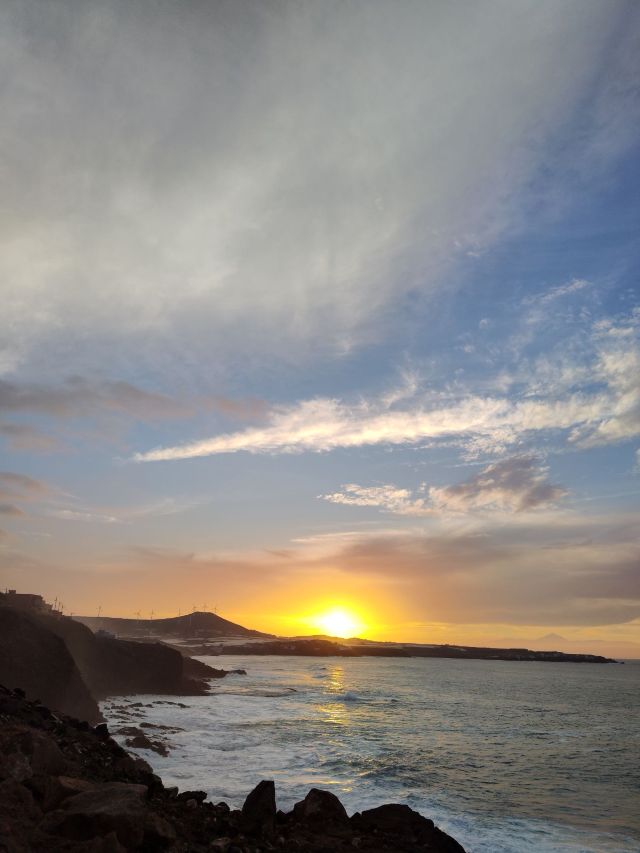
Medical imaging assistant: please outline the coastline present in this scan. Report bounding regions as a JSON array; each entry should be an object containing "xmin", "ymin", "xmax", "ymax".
[
  {"xmin": 106, "ymin": 654, "xmax": 638, "ymax": 853},
  {"xmin": 2, "ymin": 599, "xmax": 636, "ymax": 851},
  {"xmin": 0, "ymin": 684, "xmax": 465, "ymax": 852}
]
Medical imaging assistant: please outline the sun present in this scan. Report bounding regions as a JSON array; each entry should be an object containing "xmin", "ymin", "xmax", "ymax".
[{"xmin": 313, "ymin": 607, "xmax": 363, "ymax": 638}]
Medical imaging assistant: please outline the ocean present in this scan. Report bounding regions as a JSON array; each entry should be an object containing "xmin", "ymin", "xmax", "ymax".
[{"xmin": 102, "ymin": 655, "xmax": 640, "ymax": 853}]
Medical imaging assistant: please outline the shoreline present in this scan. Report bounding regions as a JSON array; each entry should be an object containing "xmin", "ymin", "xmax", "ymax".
[{"xmin": 0, "ymin": 684, "xmax": 466, "ymax": 852}]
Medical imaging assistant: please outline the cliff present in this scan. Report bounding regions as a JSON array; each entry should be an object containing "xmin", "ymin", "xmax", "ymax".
[
  {"xmin": 0, "ymin": 602, "xmax": 230, "ymax": 724},
  {"xmin": 0, "ymin": 684, "xmax": 466, "ymax": 852},
  {"xmin": 0, "ymin": 607, "xmax": 100, "ymax": 723}
]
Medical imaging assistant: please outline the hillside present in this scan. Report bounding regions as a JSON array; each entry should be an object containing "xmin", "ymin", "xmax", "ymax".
[
  {"xmin": 0, "ymin": 596, "xmax": 232, "ymax": 722},
  {"xmin": 0, "ymin": 606, "xmax": 100, "ymax": 722},
  {"xmin": 75, "ymin": 610, "xmax": 273, "ymax": 639}
]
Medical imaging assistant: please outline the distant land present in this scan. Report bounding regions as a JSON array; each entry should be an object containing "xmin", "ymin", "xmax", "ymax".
[
  {"xmin": 75, "ymin": 610, "xmax": 274, "ymax": 640},
  {"xmin": 74, "ymin": 612, "xmax": 617, "ymax": 664}
]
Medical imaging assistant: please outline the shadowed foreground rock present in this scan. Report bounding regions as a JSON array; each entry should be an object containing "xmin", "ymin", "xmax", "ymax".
[{"xmin": 0, "ymin": 685, "xmax": 466, "ymax": 852}]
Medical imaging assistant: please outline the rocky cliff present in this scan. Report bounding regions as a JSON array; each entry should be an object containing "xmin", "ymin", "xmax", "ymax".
[
  {"xmin": 0, "ymin": 603, "xmax": 230, "ymax": 724},
  {"xmin": 0, "ymin": 607, "xmax": 100, "ymax": 723}
]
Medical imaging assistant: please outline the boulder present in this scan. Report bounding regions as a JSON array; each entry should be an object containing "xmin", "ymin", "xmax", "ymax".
[
  {"xmin": 41, "ymin": 781, "xmax": 149, "ymax": 847},
  {"xmin": 355, "ymin": 803, "xmax": 433, "ymax": 832},
  {"xmin": 292, "ymin": 787, "xmax": 350, "ymax": 830},
  {"xmin": 142, "ymin": 810, "xmax": 177, "ymax": 845},
  {"xmin": 83, "ymin": 831, "xmax": 127, "ymax": 852},
  {"xmin": 18, "ymin": 729, "xmax": 68, "ymax": 776},
  {"xmin": 241, "ymin": 779, "xmax": 276, "ymax": 835},
  {"xmin": 353, "ymin": 803, "xmax": 466, "ymax": 852},
  {"xmin": 41, "ymin": 775, "xmax": 97, "ymax": 811},
  {"xmin": 125, "ymin": 732, "xmax": 169, "ymax": 756}
]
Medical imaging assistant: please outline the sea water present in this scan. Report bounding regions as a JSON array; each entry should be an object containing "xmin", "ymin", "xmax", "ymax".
[{"xmin": 102, "ymin": 655, "xmax": 640, "ymax": 853}]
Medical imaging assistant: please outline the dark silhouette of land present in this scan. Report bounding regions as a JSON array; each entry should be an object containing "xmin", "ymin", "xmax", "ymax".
[
  {"xmin": 0, "ymin": 593, "xmax": 234, "ymax": 723},
  {"xmin": 71, "ymin": 610, "xmax": 616, "ymax": 663},
  {"xmin": 76, "ymin": 610, "xmax": 274, "ymax": 640},
  {"xmin": 210, "ymin": 636, "xmax": 616, "ymax": 663}
]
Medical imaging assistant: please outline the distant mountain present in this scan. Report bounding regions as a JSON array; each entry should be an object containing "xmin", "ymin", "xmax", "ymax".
[
  {"xmin": 536, "ymin": 633, "xmax": 568, "ymax": 643},
  {"xmin": 75, "ymin": 610, "xmax": 273, "ymax": 639}
]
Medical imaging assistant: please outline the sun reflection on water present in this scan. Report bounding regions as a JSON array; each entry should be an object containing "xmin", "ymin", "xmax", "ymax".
[
  {"xmin": 328, "ymin": 665, "xmax": 345, "ymax": 693},
  {"xmin": 318, "ymin": 665, "xmax": 349, "ymax": 726}
]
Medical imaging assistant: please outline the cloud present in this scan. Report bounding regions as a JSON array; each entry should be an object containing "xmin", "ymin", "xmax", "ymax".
[
  {"xmin": 321, "ymin": 483, "xmax": 432, "ymax": 516},
  {"xmin": 428, "ymin": 457, "xmax": 567, "ymax": 513},
  {"xmin": 136, "ymin": 311, "xmax": 640, "ymax": 460},
  {"xmin": 0, "ymin": 422, "xmax": 61, "ymax": 452},
  {"xmin": 46, "ymin": 509, "xmax": 121, "ymax": 525},
  {"xmin": 0, "ymin": 471, "xmax": 50, "ymax": 498},
  {"xmin": 0, "ymin": 471, "xmax": 52, "ymax": 522},
  {"xmin": 46, "ymin": 495, "xmax": 204, "ymax": 525},
  {"xmin": 29, "ymin": 511, "xmax": 638, "ymax": 628},
  {"xmin": 524, "ymin": 277, "xmax": 590, "ymax": 307},
  {"xmin": 0, "ymin": 503, "xmax": 25, "ymax": 517},
  {"xmin": 321, "ymin": 457, "xmax": 566, "ymax": 517},
  {"xmin": 0, "ymin": 377, "xmax": 188, "ymax": 420},
  {"xmin": 0, "ymin": 1, "xmax": 637, "ymax": 378},
  {"xmin": 315, "ymin": 517, "xmax": 640, "ymax": 626}
]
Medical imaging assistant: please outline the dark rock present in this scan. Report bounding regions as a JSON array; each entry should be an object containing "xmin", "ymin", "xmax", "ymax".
[
  {"xmin": 353, "ymin": 803, "xmax": 466, "ymax": 852},
  {"xmin": 0, "ymin": 607, "xmax": 100, "ymax": 722},
  {"xmin": 40, "ymin": 774, "xmax": 96, "ymax": 811},
  {"xmin": 355, "ymin": 803, "xmax": 433, "ymax": 832},
  {"xmin": 125, "ymin": 732, "xmax": 169, "ymax": 756},
  {"xmin": 292, "ymin": 788, "xmax": 350, "ymax": 830},
  {"xmin": 242, "ymin": 780, "xmax": 276, "ymax": 835},
  {"xmin": 84, "ymin": 831, "xmax": 127, "ymax": 852},
  {"xmin": 177, "ymin": 789, "xmax": 208, "ymax": 803},
  {"xmin": 41, "ymin": 781, "xmax": 149, "ymax": 847},
  {"xmin": 143, "ymin": 809, "xmax": 177, "ymax": 845},
  {"xmin": 0, "ymin": 685, "xmax": 467, "ymax": 853},
  {"xmin": 18, "ymin": 729, "xmax": 68, "ymax": 776}
]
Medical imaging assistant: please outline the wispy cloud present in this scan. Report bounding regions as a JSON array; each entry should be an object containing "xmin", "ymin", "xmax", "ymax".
[
  {"xmin": 0, "ymin": 503, "xmax": 25, "ymax": 517},
  {"xmin": 321, "ymin": 484, "xmax": 432, "ymax": 517},
  {"xmin": 0, "ymin": 471, "xmax": 50, "ymax": 499},
  {"xmin": 45, "ymin": 495, "xmax": 204, "ymax": 525},
  {"xmin": 428, "ymin": 457, "xmax": 567, "ymax": 513},
  {"xmin": 136, "ymin": 312, "xmax": 640, "ymax": 461},
  {"xmin": 523, "ymin": 277, "xmax": 590, "ymax": 307},
  {"xmin": 0, "ymin": 471, "xmax": 51, "ymax": 520},
  {"xmin": 1, "ymin": 2, "xmax": 637, "ymax": 378},
  {"xmin": 0, "ymin": 378, "xmax": 188, "ymax": 420},
  {"xmin": 301, "ymin": 516, "xmax": 640, "ymax": 626},
  {"xmin": 321, "ymin": 457, "xmax": 566, "ymax": 517},
  {"xmin": 0, "ymin": 422, "xmax": 61, "ymax": 452}
]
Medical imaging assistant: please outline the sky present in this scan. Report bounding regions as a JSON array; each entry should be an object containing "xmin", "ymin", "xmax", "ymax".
[{"xmin": 1, "ymin": 0, "xmax": 639, "ymax": 657}]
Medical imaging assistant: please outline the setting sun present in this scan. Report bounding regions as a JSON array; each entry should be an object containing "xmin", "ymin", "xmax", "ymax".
[{"xmin": 313, "ymin": 607, "xmax": 364, "ymax": 638}]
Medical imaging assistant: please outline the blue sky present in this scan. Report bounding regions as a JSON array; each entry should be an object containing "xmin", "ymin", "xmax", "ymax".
[{"xmin": 1, "ymin": 0, "xmax": 639, "ymax": 654}]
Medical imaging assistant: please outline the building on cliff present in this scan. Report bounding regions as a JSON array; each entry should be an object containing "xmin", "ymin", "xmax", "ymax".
[{"xmin": 1, "ymin": 590, "xmax": 53, "ymax": 614}]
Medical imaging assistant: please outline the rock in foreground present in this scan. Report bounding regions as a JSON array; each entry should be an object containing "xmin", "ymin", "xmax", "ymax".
[{"xmin": 0, "ymin": 684, "xmax": 466, "ymax": 852}]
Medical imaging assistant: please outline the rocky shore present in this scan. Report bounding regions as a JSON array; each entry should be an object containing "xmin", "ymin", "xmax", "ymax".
[{"xmin": 0, "ymin": 685, "xmax": 466, "ymax": 852}]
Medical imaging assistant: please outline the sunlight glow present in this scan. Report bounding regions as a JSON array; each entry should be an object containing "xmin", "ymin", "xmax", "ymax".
[{"xmin": 312, "ymin": 607, "xmax": 364, "ymax": 638}]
